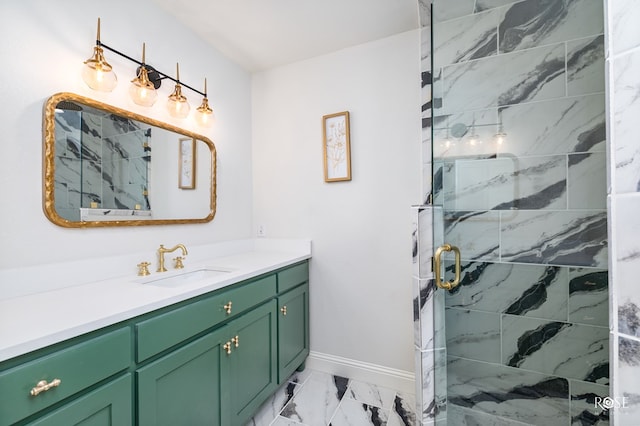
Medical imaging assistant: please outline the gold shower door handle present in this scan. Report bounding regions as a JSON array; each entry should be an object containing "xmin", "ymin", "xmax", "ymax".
[{"xmin": 434, "ymin": 244, "xmax": 461, "ymax": 291}]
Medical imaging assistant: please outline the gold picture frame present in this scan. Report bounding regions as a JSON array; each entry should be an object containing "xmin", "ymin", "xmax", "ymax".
[
  {"xmin": 179, "ymin": 137, "xmax": 196, "ymax": 189},
  {"xmin": 322, "ymin": 111, "xmax": 351, "ymax": 182}
]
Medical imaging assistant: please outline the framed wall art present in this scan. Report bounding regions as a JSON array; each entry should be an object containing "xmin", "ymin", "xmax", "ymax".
[
  {"xmin": 322, "ymin": 111, "xmax": 351, "ymax": 182},
  {"xmin": 179, "ymin": 137, "xmax": 196, "ymax": 189}
]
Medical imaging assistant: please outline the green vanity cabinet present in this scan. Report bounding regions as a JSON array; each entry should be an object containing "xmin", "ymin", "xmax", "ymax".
[
  {"xmin": 277, "ymin": 283, "xmax": 309, "ymax": 383},
  {"xmin": 136, "ymin": 300, "xmax": 278, "ymax": 426},
  {"xmin": 0, "ymin": 260, "xmax": 309, "ymax": 426},
  {"xmin": 226, "ymin": 300, "xmax": 278, "ymax": 426},
  {"xmin": 0, "ymin": 327, "xmax": 131, "ymax": 426},
  {"xmin": 137, "ymin": 328, "xmax": 229, "ymax": 426}
]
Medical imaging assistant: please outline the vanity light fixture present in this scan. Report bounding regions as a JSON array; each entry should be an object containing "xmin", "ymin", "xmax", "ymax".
[
  {"xmin": 81, "ymin": 18, "xmax": 213, "ymax": 124},
  {"xmin": 82, "ymin": 18, "xmax": 117, "ymax": 92},
  {"xmin": 129, "ymin": 43, "xmax": 158, "ymax": 107},
  {"xmin": 195, "ymin": 78, "xmax": 214, "ymax": 127},
  {"xmin": 166, "ymin": 63, "xmax": 190, "ymax": 119}
]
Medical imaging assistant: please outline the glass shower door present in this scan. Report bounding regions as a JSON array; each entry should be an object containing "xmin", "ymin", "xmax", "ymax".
[{"xmin": 428, "ymin": 0, "xmax": 610, "ymax": 425}]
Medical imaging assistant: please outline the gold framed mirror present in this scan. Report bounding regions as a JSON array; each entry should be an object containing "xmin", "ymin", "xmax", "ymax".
[{"xmin": 43, "ymin": 92, "xmax": 216, "ymax": 227}]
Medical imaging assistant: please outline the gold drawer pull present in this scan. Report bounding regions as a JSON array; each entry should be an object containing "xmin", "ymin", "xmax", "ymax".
[
  {"xmin": 30, "ymin": 379, "xmax": 61, "ymax": 396},
  {"xmin": 231, "ymin": 335, "xmax": 239, "ymax": 348},
  {"xmin": 280, "ymin": 306, "xmax": 287, "ymax": 316},
  {"xmin": 223, "ymin": 301, "xmax": 232, "ymax": 315},
  {"xmin": 223, "ymin": 342, "xmax": 232, "ymax": 355}
]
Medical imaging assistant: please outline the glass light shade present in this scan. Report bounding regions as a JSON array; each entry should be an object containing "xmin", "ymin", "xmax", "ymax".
[
  {"xmin": 129, "ymin": 67, "xmax": 157, "ymax": 107},
  {"xmin": 494, "ymin": 131, "xmax": 507, "ymax": 145},
  {"xmin": 167, "ymin": 84, "xmax": 190, "ymax": 119},
  {"xmin": 82, "ymin": 46, "xmax": 117, "ymax": 92},
  {"xmin": 195, "ymin": 98, "xmax": 214, "ymax": 127}
]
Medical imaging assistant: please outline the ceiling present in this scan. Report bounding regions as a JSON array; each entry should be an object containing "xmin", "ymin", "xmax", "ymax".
[{"xmin": 150, "ymin": 0, "xmax": 420, "ymax": 72}]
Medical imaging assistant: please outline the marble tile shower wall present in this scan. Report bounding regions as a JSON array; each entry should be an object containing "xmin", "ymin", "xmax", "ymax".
[
  {"xmin": 54, "ymin": 110, "xmax": 149, "ymax": 221},
  {"xmin": 606, "ymin": 0, "xmax": 640, "ymax": 424},
  {"xmin": 414, "ymin": 0, "xmax": 612, "ymax": 425}
]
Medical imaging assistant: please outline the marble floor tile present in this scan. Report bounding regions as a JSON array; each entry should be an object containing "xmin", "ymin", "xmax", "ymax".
[
  {"xmin": 279, "ymin": 372, "xmax": 349, "ymax": 426},
  {"xmin": 245, "ymin": 369, "xmax": 418, "ymax": 426},
  {"xmin": 329, "ymin": 398, "xmax": 390, "ymax": 425},
  {"xmin": 345, "ymin": 380, "xmax": 397, "ymax": 411}
]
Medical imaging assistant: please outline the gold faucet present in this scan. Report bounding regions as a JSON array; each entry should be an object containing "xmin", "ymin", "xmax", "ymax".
[{"xmin": 157, "ymin": 244, "xmax": 188, "ymax": 272}]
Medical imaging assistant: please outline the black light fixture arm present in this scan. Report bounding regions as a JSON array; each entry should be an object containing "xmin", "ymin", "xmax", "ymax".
[{"xmin": 97, "ymin": 40, "xmax": 206, "ymax": 97}]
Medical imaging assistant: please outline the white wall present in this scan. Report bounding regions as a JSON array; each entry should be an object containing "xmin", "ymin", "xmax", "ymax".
[
  {"xmin": 252, "ymin": 30, "xmax": 422, "ymax": 372},
  {"xmin": 0, "ymin": 1, "xmax": 253, "ymax": 269}
]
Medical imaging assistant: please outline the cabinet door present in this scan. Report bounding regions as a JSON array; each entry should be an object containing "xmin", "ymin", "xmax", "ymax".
[
  {"xmin": 28, "ymin": 374, "xmax": 132, "ymax": 426},
  {"xmin": 226, "ymin": 300, "xmax": 278, "ymax": 426},
  {"xmin": 277, "ymin": 284, "xmax": 309, "ymax": 383},
  {"xmin": 137, "ymin": 328, "xmax": 229, "ymax": 426}
]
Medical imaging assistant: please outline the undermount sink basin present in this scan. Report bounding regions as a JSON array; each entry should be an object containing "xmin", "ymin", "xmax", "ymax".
[{"xmin": 137, "ymin": 268, "xmax": 231, "ymax": 288}]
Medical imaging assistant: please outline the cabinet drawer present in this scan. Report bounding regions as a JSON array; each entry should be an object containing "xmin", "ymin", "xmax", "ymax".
[
  {"xmin": 277, "ymin": 262, "xmax": 309, "ymax": 293},
  {"xmin": 0, "ymin": 327, "xmax": 131, "ymax": 426},
  {"xmin": 28, "ymin": 374, "xmax": 132, "ymax": 426},
  {"xmin": 136, "ymin": 274, "xmax": 277, "ymax": 362}
]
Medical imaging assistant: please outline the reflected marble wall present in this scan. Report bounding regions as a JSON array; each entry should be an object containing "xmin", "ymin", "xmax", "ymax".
[{"xmin": 54, "ymin": 109, "xmax": 150, "ymax": 221}]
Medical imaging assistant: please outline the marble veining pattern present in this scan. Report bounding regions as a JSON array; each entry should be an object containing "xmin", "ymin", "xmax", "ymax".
[
  {"xmin": 569, "ymin": 380, "xmax": 610, "ymax": 425},
  {"xmin": 437, "ymin": 43, "xmax": 566, "ymax": 114},
  {"xmin": 498, "ymin": 0, "xmax": 604, "ymax": 54},
  {"xmin": 445, "ymin": 261, "xmax": 569, "ymax": 321},
  {"xmin": 54, "ymin": 107, "xmax": 150, "ymax": 221},
  {"xmin": 445, "ymin": 308, "xmax": 501, "ymax": 363},
  {"xmin": 444, "ymin": 155, "xmax": 568, "ymax": 211},
  {"xmin": 612, "ymin": 49, "xmax": 640, "ymax": 193},
  {"xmin": 501, "ymin": 316, "xmax": 609, "ymax": 384},
  {"xmin": 248, "ymin": 369, "xmax": 418, "ymax": 426},
  {"xmin": 615, "ymin": 336, "xmax": 640, "ymax": 423},
  {"xmin": 500, "ymin": 210, "xmax": 607, "ymax": 267},
  {"xmin": 614, "ymin": 195, "xmax": 640, "ymax": 337},
  {"xmin": 568, "ymin": 268, "xmax": 608, "ymax": 327},
  {"xmin": 497, "ymin": 94, "xmax": 606, "ymax": 157},
  {"xmin": 566, "ymin": 35, "xmax": 605, "ymax": 96},
  {"xmin": 422, "ymin": 0, "xmax": 609, "ymax": 425},
  {"xmin": 433, "ymin": 9, "xmax": 498, "ymax": 66},
  {"xmin": 447, "ymin": 357, "xmax": 571, "ymax": 425},
  {"xmin": 443, "ymin": 210, "xmax": 500, "ymax": 261}
]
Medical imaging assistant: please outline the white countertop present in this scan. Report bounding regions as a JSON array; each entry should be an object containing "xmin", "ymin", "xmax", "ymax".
[{"xmin": 0, "ymin": 239, "xmax": 311, "ymax": 363}]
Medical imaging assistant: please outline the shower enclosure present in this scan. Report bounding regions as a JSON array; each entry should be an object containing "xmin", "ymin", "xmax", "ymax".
[{"xmin": 414, "ymin": 0, "xmax": 609, "ymax": 424}]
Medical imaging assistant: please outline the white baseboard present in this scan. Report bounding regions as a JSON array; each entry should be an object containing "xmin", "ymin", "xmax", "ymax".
[{"xmin": 306, "ymin": 351, "xmax": 416, "ymax": 395}]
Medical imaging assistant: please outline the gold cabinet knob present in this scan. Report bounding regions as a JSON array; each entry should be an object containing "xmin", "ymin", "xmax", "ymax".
[
  {"xmin": 280, "ymin": 306, "xmax": 287, "ymax": 316},
  {"xmin": 30, "ymin": 378, "xmax": 61, "ymax": 396},
  {"xmin": 231, "ymin": 335, "xmax": 239, "ymax": 348},
  {"xmin": 223, "ymin": 301, "xmax": 232, "ymax": 315},
  {"xmin": 223, "ymin": 342, "xmax": 232, "ymax": 355}
]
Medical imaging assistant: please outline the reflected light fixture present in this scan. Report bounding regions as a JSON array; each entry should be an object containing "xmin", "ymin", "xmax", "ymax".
[
  {"xmin": 82, "ymin": 18, "xmax": 117, "ymax": 92},
  {"xmin": 195, "ymin": 78, "xmax": 214, "ymax": 127},
  {"xmin": 494, "ymin": 111, "xmax": 507, "ymax": 145},
  {"xmin": 468, "ymin": 123, "xmax": 480, "ymax": 146},
  {"xmin": 129, "ymin": 43, "xmax": 158, "ymax": 107},
  {"xmin": 167, "ymin": 63, "xmax": 190, "ymax": 119},
  {"xmin": 494, "ymin": 128, "xmax": 507, "ymax": 145},
  {"xmin": 442, "ymin": 117, "xmax": 452, "ymax": 149}
]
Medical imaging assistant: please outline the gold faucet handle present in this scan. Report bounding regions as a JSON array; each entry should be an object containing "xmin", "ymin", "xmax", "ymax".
[
  {"xmin": 137, "ymin": 262, "xmax": 151, "ymax": 276},
  {"xmin": 173, "ymin": 256, "xmax": 185, "ymax": 269}
]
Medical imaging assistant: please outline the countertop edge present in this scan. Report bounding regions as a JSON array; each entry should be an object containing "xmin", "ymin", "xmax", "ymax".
[{"xmin": 0, "ymin": 250, "xmax": 310, "ymax": 363}]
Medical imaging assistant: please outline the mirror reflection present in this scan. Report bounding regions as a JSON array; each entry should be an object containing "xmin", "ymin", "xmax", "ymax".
[{"xmin": 43, "ymin": 93, "xmax": 216, "ymax": 227}]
